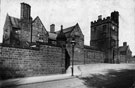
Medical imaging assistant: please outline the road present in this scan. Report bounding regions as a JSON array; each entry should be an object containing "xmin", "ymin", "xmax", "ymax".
[
  {"xmin": 81, "ymin": 68, "xmax": 135, "ymax": 88},
  {"xmin": 1, "ymin": 64, "xmax": 135, "ymax": 88}
]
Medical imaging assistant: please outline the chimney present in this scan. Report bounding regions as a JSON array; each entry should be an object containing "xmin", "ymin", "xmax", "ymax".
[
  {"xmin": 123, "ymin": 42, "xmax": 127, "ymax": 46},
  {"xmin": 98, "ymin": 15, "xmax": 102, "ymax": 20},
  {"xmin": 50, "ymin": 24, "xmax": 55, "ymax": 33},
  {"xmin": 61, "ymin": 25, "xmax": 63, "ymax": 30},
  {"xmin": 21, "ymin": 2, "xmax": 31, "ymax": 19}
]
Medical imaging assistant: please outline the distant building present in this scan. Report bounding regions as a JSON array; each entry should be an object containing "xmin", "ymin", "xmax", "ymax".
[
  {"xmin": 90, "ymin": 11, "xmax": 119, "ymax": 63},
  {"xmin": 118, "ymin": 42, "xmax": 132, "ymax": 62}
]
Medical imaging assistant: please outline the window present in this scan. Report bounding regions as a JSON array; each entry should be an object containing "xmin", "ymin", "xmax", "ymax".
[
  {"xmin": 111, "ymin": 25, "xmax": 117, "ymax": 31},
  {"xmin": 112, "ymin": 26, "xmax": 115, "ymax": 30}
]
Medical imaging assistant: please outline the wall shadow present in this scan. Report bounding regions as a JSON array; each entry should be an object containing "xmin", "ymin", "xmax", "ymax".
[
  {"xmin": 0, "ymin": 66, "xmax": 24, "ymax": 88},
  {"xmin": 81, "ymin": 69, "xmax": 135, "ymax": 88}
]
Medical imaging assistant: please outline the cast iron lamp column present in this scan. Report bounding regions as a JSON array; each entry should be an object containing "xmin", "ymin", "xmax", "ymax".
[{"xmin": 71, "ymin": 38, "xmax": 76, "ymax": 76}]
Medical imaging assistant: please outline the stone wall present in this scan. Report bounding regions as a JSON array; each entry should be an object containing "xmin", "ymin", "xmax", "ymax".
[
  {"xmin": 84, "ymin": 48, "xmax": 105, "ymax": 64},
  {"xmin": 116, "ymin": 55, "xmax": 135, "ymax": 63},
  {"xmin": 0, "ymin": 44, "xmax": 65, "ymax": 80}
]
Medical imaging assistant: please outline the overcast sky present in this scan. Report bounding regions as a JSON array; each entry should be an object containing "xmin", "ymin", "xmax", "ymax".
[{"xmin": 0, "ymin": 0, "xmax": 135, "ymax": 55}]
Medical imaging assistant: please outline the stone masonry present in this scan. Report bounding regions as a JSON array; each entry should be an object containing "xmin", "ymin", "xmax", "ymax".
[{"xmin": 0, "ymin": 44, "xmax": 65, "ymax": 80}]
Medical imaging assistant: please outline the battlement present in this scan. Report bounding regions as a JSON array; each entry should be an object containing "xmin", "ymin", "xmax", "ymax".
[
  {"xmin": 91, "ymin": 16, "xmax": 111, "ymax": 25},
  {"xmin": 91, "ymin": 11, "xmax": 119, "ymax": 27}
]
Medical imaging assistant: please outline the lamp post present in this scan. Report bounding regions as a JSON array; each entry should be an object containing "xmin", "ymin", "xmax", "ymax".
[{"xmin": 71, "ymin": 38, "xmax": 76, "ymax": 76}]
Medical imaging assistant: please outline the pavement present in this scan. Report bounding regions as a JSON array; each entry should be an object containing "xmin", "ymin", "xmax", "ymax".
[
  {"xmin": 1, "ymin": 73, "xmax": 72, "ymax": 87},
  {"xmin": 1, "ymin": 63, "xmax": 135, "ymax": 88}
]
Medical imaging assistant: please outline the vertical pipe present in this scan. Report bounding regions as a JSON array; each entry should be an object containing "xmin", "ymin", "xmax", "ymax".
[{"xmin": 71, "ymin": 44, "xmax": 74, "ymax": 76}]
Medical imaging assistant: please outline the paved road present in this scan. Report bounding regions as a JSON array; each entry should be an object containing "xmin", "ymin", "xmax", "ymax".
[
  {"xmin": 81, "ymin": 69, "xmax": 135, "ymax": 88},
  {"xmin": 2, "ymin": 64, "xmax": 135, "ymax": 88}
]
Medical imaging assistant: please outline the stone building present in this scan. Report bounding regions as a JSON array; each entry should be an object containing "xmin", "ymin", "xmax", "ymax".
[
  {"xmin": 2, "ymin": 3, "xmax": 65, "ymax": 48},
  {"xmin": 48, "ymin": 23, "xmax": 84, "ymax": 67},
  {"xmin": 118, "ymin": 42, "xmax": 132, "ymax": 62},
  {"xmin": 1, "ymin": 2, "xmax": 134, "ymax": 80},
  {"xmin": 2, "ymin": 2, "xmax": 121, "ymax": 65},
  {"xmin": 57, "ymin": 23, "xmax": 84, "ymax": 65},
  {"xmin": 2, "ymin": 2, "xmax": 85, "ymax": 71},
  {"xmin": 90, "ymin": 11, "xmax": 119, "ymax": 63}
]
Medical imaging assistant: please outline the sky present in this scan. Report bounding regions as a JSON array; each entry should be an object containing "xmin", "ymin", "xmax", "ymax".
[{"xmin": 0, "ymin": 0, "xmax": 135, "ymax": 55}]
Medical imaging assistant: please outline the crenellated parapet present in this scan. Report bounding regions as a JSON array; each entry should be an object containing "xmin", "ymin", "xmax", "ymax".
[
  {"xmin": 91, "ymin": 11, "xmax": 119, "ymax": 27},
  {"xmin": 91, "ymin": 16, "xmax": 111, "ymax": 27}
]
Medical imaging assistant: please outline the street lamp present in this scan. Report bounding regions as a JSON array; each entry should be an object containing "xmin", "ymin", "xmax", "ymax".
[{"xmin": 71, "ymin": 38, "xmax": 76, "ymax": 76}]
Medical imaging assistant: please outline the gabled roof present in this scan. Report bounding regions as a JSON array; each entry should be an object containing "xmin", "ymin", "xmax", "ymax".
[
  {"xmin": 56, "ymin": 24, "xmax": 76, "ymax": 34},
  {"xmin": 62, "ymin": 25, "xmax": 75, "ymax": 33},
  {"xmin": 118, "ymin": 45, "xmax": 131, "ymax": 53},
  {"xmin": 33, "ymin": 16, "xmax": 47, "ymax": 31},
  {"xmin": 32, "ymin": 16, "xmax": 49, "ymax": 37},
  {"xmin": 33, "ymin": 16, "xmax": 40, "ymax": 23},
  {"xmin": 7, "ymin": 14, "xmax": 20, "ymax": 28},
  {"xmin": 48, "ymin": 23, "xmax": 81, "ymax": 40},
  {"xmin": 119, "ymin": 46, "xmax": 127, "ymax": 52}
]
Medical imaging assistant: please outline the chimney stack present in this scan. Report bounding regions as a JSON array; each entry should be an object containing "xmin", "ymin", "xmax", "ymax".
[
  {"xmin": 21, "ymin": 2, "xmax": 31, "ymax": 19},
  {"xmin": 50, "ymin": 24, "xmax": 55, "ymax": 33},
  {"xmin": 61, "ymin": 25, "xmax": 63, "ymax": 30},
  {"xmin": 123, "ymin": 42, "xmax": 127, "ymax": 46}
]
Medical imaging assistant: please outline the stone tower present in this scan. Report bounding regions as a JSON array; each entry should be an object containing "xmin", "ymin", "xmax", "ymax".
[
  {"xmin": 20, "ymin": 2, "xmax": 32, "ymax": 47},
  {"xmin": 90, "ymin": 11, "xmax": 119, "ymax": 63}
]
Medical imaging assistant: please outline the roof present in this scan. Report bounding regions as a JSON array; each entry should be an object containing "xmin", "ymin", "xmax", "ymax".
[
  {"xmin": 63, "ymin": 25, "xmax": 75, "ymax": 33},
  {"xmin": 8, "ymin": 15, "xmax": 20, "ymax": 28},
  {"xmin": 48, "ymin": 32, "xmax": 57, "ymax": 40},
  {"xmin": 48, "ymin": 23, "xmax": 79, "ymax": 40},
  {"xmin": 56, "ymin": 29, "xmax": 67, "ymax": 41},
  {"xmin": 56, "ymin": 24, "xmax": 76, "ymax": 34},
  {"xmin": 119, "ymin": 46, "xmax": 128, "ymax": 52}
]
